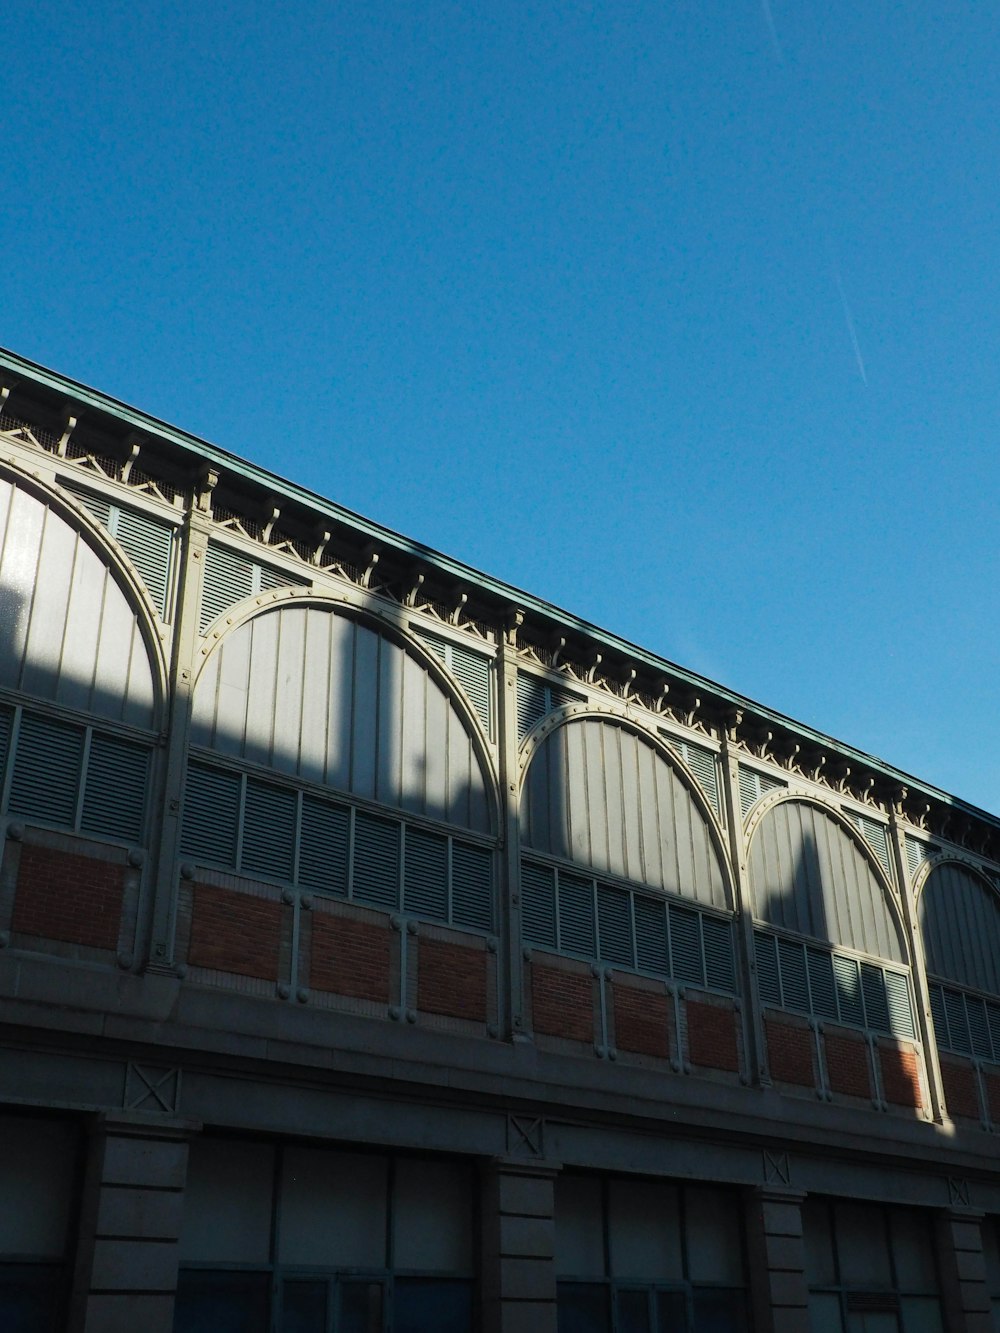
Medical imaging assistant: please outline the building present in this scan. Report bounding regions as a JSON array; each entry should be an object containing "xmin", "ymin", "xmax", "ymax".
[{"xmin": 1, "ymin": 345, "xmax": 1000, "ymax": 1333}]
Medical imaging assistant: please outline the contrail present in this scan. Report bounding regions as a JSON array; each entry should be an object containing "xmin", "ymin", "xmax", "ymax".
[
  {"xmin": 835, "ymin": 269, "xmax": 868, "ymax": 386},
  {"xmin": 760, "ymin": 0, "xmax": 782, "ymax": 61}
]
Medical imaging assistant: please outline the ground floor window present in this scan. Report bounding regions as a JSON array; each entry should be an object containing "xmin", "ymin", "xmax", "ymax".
[
  {"xmin": 803, "ymin": 1198, "xmax": 942, "ymax": 1333},
  {"xmin": 0, "ymin": 1114, "xmax": 78, "ymax": 1333},
  {"xmin": 175, "ymin": 1138, "xmax": 475, "ymax": 1333},
  {"xmin": 555, "ymin": 1175, "xmax": 749, "ymax": 1333}
]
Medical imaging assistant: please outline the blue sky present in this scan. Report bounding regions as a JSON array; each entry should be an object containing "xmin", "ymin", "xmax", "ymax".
[{"xmin": 3, "ymin": 2, "xmax": 999, "ymax": 812}]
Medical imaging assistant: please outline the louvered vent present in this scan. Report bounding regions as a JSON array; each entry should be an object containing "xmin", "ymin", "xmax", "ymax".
[
  {"xmin": 966, "ymin": 994, "xmax": 991, "ymax": 1058},
  {"xmin": 8, "ymin": 714, "xmax": 85, "ymax": 827},
  {"xmin": 352, "ymin": 812, "xmax": 400, "ymax": 908},
  {"xmin": 558, "ymin": 874, "xmax": 596, "ymax": 957},
  {"xmin": 805, "ymin": 947, "xmax": 838, "ymax": 1021},
  {"xmin": 702, "ymin": 915, "xmax": 735, "ymax": 991},
  {"xmin": 738, "ymin": 765, "xmax": 783, "ymax": 819},
  {"xmin": 777, "ymin": 937, "xmax": 809, "ymax": 1011},
  {"xmin": 241, "ymin": 779, "xmax": 297, "ymax": 880},
  {"xmin": 81, "ymin": 735, "xmax": 149, "ymax": 841},
  {"xmin": 833, "ymin": 954, "xmax": 864, "ymax": 1026},
  {"xmin": 521, "ymin": 861, "xmax": 557, "ymax": 948},
  {"xmin": 754, "ymin": 932, "xmax": 782, "ymax": 1006},
  {"xmin": 257, "ymin": 563, "xmax": 291, "ymax": 593},
  {"xmin": 114, "ymin": 508, "xmax": 174, "ymax": 618},
  {"xmin": 861, "ymin": 963, "xmax": 890, "ymax": 1033},
  {"xmin": 883, "ymin": 969, "xmax": 914, "ymax": 1040},
  {"xmin": 451, "ymin": 842, "xmax": 493, "ymax": 932},
  {"xmin": 905, "ymin": 834, "xmax": 932, "ymax": 877},
  {"xmin": 851, "ymin": 812, "xmax": 893, "ymax": 879},
  {"xmin": 298, "ymin": 796, "xmax": 349, "ymax": 895},
  {"xmin": 989, "ymin": 1004, "xmax": 1000, "ymax": 1060},
  {"xmin": 597, "ymin": 885, "xmax": 634, "ymax": 966},
  {"xmin": 634, "ymin": 896, "xmax": 669, "ymax": 974},
  {"xmin": 931, "ymin": 982, "xmax": 1000, "ymax": 1059},
  {"xmin": 669, "ymin": 904, "xmax": 704, "ymax": 985},
  {"xmin": 181, "ymin": 763, "xmax": 240, "ymax": 865},
  {"xmin": 516, "ymin": 675, "xmax": 547, "ymax": 741},
  {"xmin": 415, "ymin": 629, "xmax": 492, "ymax": 734},
  {"xmin": 928, "ymin": 984, "xmax": 947, "ymax": 1046},
  {"xmin": 403, "ymin": 827, "xmax": 448, "ymax": 919},
  {"xmin": 61, "ymin": 479, "xmax": 112, "ymax": 526},
  {"xmin": 942, "ymin": 989, "xmax": 972, "ymax": 1055},
  {"xmin": 662, "ymin": 734, "xmax": 721, "ymax": 820},
  {"xmin": 0, "ymin": 706, "xmax": 12, "ymax": 791},
  {"xmin": 201, "ymin": 543, "xmax": 255, "ymax": 631}
]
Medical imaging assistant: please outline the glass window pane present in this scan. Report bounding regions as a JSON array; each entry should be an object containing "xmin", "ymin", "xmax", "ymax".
[
  {"xmin": 809, "ymin": 1293, "xmax": 844, "ymax": 1333},
  {"xmin": 279, "ymin": 1148, "xmax": 387, "ymax": 1269},
  {"xmin": 803, "ymin": 1199, "xmax": 837, "ymax": 1287},
  {"xmin": 691, "ymin": 1287, "xmax": 747, "ymax": 1333},
  {"xmin": 984, "ymin": 1221, "xmax": 1000, "ymax": 1300},
  {"xmin": 657, "ymin": 1288, "xmax": 688, "ymax": 1333},
  {"xmin": 0, "ymin": 1264, "xmax": 66, "ymax": 1333},
  {"xmin": 394, "ymin": 1278, "xmax": 472, "ymax": 1333},
  {"xmin": 173, "ymin": 1270, "xmax": 270, "ymax": 1333},
  {"xmin": 0, "ymin": 1118, "xmax": 76, "ymax": 1256},
  {"xmin": 847, "ymin": 1312, "xmax": 899, "ymax": 1333},
  {"xmin": 685, "ymin": 1188, "xmax": 744, "ymax": 1284},
  {"xmin": 179, "ymin": 1140, "xmax": 274, "ymax": 1264},
  {"xmin": 393, "ymin": 1160, "xmax": 473, "ymax": 1273},
  {"xmin": 282, "ymin": 1281, "xmax": 327, "ymax": 1333},
  {"xmin": 835, "ymin": 1204, "xmax": 892, "ymax": 1287},
  {"xmin": 900, "ymin": 1297, "xmax": 944, "ymax": 1333},
  {"xmin": 609, "ymin": 1182, "xmax": 683, "ymax": 1282},
  {"xmin": 557, "ymin": 1282, "xmax": 611, "ymax": 1333},
  {"xmin": 555, "ymin": 1177, "xmax": 605, "ymax": 1278},
  {"xmin": 617, "ymin": 1288, "xmax": 652, "ymax": 1333},
  {"xmin": 340, "ymin": 1282, "xmax": 383, "ymax": 1333},
  {"xmin": 890, "ymin": 1211, "xmax": 938, "ymax": 1294}
]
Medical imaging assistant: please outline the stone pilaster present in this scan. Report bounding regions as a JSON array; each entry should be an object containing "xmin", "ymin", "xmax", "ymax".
[
  {"xmin": 745, "ymin": 1188, "xmax": 811, "ymax": 1333},
  {"xmin": 936, "ymin": 1210, "xmax": 993, "ymax": 1333},
  {"xmin": 481, "ymin": 1157, "xmax": 560, "ymax": 1333}
]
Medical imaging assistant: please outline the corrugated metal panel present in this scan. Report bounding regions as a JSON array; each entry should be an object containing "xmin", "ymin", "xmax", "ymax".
[
  {"xmin": 861, "ymin": 963, "xmax": 890, "ymax": 1034},
  {"xmin": 114, "ymin": 507, "xmax": 174, "ymax": 619},
  {"xmin": 703, "ymin": 915, "xmax": 735, "ymax": 992},
  {"xmin": 521, "ymin": 861, "xmax": 557, "ymax": 948},
  {"xmin": 352, "ymin": 812, "xmax": 400, "ymax": 908},
  {"xmin": 200, "ymin": 542, "xmax": 255, "ymax": 631},
  {"xmin": 192, "ymin": 606, "xmax": 491, "ymax": 833},
  {"xmin": 920, "ymin": 863, "xmax": 1000, "ymax": 997},
  {"xmin": 634, "ymin": 896, "xmax": 669, "ymax": 975},
  {"xmin": 181, "ymin": 763, "xmax": 240, "ymax": 865},
  {"xmin": 451, "ymin": 842, "xmax": 493, "ymax": 932},
  {"xmin": 403, "ymin": 827, "xmax": 448, "ymax": 920},
  {"xmin": 241, "ymin": 778, "xmax": 297, "ymax": 881},
  {"xmin": 754, "ymin": 931, "xmax": 782, "ymax": 1005},
  {"xmin": 883, "ymin": 969, "xmax": 914, "ymax": 1040},
  {"xmin": 850, "ymin": 812, "xmax": 893, "ymax": 880},
  {"xmin": 521, "ymin": 719, "xmax": 727, "ymax": 908},
  {"xmin": 0, "ymin": 478, "xmax": 157, "ymax": 727},
  {"xmin": 806, "ymin": 947, "xmax": 839, "ymax": 1021},
  {"xmin": 81, "ymin": 734, "xmax": 149, "ymax": 841},
  {"xmin": 558, "ymin": 873, "xmax": 596, "ymax": 958},
  {"xmin": 669, "ymin": 904, "xmax": 704, "ymax": 986},
  {"xmin": 516, "ymin": 674, "xmax": 547, "ymax": 742},
  {"xmin": 597, "ymin": 885, "xmax": 634, "ymax": 966},
  {"xmin": 8, "ymin": 713, "xmax": 85, "ymax": 827},
  {"xmin": 748, "ymin": 800, "xmax": 904, "ymax": 962},
  {"xmin": 833, "ymin": 954, "xmax": 864, "ymax": 1026},
  {"xmin": 298, "ymin": 796, "xmax": 349, "ymax": 895},
  {"xmin": 777, "ymin": 938, "xmax": 809, "ymax": 1012}
]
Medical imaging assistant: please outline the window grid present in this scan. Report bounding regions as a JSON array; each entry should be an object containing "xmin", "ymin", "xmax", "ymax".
[
  {"xmin": 521, "ymin": 856, "xmax": 737, "ymax": 994},
  {"xmin": 181, "ymin": 758, "xmax": 494, "ymax": 935},
  {"xmin": 754, "ymin": 928, "xmax": 915, "ymax": 1040}
]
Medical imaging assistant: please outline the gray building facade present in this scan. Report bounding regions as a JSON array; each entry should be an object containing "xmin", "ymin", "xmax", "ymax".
[{"xmin": 1, "ymin": 347, "xmax": 1000, "ymax": 1333}]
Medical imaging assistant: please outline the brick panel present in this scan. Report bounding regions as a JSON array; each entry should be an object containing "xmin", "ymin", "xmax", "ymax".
[
  {"xmin": 824, "ymin": 1030, "xmax": 871, "ymax": 1099},
  {"xmin": 530, "ymin": 963, "xmax": 594, "ymax": 1043},
  {"xmin": 941, "ymin": 1057, "xmax": 981, "ymax": 1121},
  {"xmin": 879, "ymin": 1042, "xmax": 923, "ymax": 1108},
  {"xmin": 309, "ymin": 913, "xmax": 390, "ymax": 1003},
  {"xmin": 687, "ymin": 999, "xmax": 739, "ymax": 1072},
  {"xmin": 418, "ymin": 937, "xmax": 487, "ymax": 1021},
  {"xmin": 189, "ymin": 883, "xmax": 282, "ymax": 981},
  {"xmin": 765, "ymin": 1017, "xmax": 815, "ymax": 1087},
  {"xmin": 612, "ymin": 980, "xmax": 669, "ymax": 1059},
  {"xmin": 12, "ymin": 844, "xmax": 124, "ymax": 951}
]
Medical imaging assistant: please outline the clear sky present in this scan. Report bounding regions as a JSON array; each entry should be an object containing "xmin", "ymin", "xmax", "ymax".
[{"xmin": 3, "ymin": 2, "xmax": 998, "ymax": 813}]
